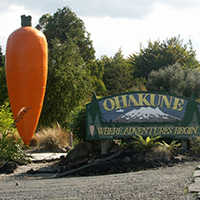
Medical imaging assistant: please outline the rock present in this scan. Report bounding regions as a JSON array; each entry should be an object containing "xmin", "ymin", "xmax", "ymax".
[
  {"xmin": 123, "ymin": 156, "xmax": 131, "ymax": 164},
  {"xmin": 109, "ymin": 144, "xmax": 120, "ymax": 153},
  {"xmin": 0, "ymin": 162, "xmax": 18, "ymax": 174},
  {"xmin": 27, "ymin": 169, "xmax": 36, "ymax": 174},
  {"xmin": 101, "ymin": 140, "xmax": 115, "ymax": 155},
  {"xmin": 66, "ymin": 142, "xmax": 92, "ymax": 162}
]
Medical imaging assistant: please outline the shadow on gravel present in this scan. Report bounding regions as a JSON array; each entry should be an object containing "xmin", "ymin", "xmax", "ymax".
[{"xmin": 22, "ymin": 150, "xmax": 200, "ymax": 179}]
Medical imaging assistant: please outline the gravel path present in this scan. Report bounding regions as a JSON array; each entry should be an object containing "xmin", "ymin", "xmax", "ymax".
[{"xmin": 0, "ymin": 161, "xmax": 198, "ymax": 199}]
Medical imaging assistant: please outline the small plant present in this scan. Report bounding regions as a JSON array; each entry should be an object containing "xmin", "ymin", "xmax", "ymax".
[
  {"xmin": 161, "ymin": 140, "xmax": 181, "ymax": 151},
  {"xmin": 0, "ymin": 103, "xmax": 32, "ymax": 164},
  {"xmin": 132, "ymin": 134, "xmax": 161, "ymax": 154},
  {"xmin": 118, "ymin": 140, "xmax": 128, "ymax": 150},
  {"xmin": 0, "ymin": 132, "xmax": 31, "ymax": 163}
]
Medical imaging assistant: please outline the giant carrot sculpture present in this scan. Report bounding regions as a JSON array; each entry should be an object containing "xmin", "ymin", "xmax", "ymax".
[{"xmin": 5, "ymin": 15, "xmax": 48, "ymax": 144}]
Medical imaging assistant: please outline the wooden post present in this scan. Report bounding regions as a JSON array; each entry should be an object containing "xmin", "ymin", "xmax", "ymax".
[
  {"xmin": 101, "ymin": 140, "xmax": 113, "ymax": 155},
  {"xmin": 181, "ymin": 139, "xmax": 188, "ymax": 152}
]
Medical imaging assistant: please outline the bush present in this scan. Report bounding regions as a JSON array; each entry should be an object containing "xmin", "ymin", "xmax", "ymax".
[
  {"xmin": 0, "ymin": 101, "xmax": 32, "ymax": 163},
  {"xmin": 146, "ymin": 63, "xmax": 200, "ymax": 99},
  {"xmin": 69, "ymin": 106, "xmax": 86, "ymax": 142},
  {"xmin": 0, "ymin": 100, "xmax": 14, "ymax": 132},
  {"xmin": 0, "ymin": 132, "xmax": 31, "ymax": 163},
  {"xmin": 190, "ymin": 137, "xmax": 200, "ymax": 154}
]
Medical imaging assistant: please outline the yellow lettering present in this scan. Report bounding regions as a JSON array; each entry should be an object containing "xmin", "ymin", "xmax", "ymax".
[
  {"xmin": 123, "ymin": 127, "xmax": 137, "ymax": 135},
  {"xmin": 172, "ymin": 98, "xmax": 184, "ymax": 111},
  {"xmin": 168, "ymin": 127, "xmax": 173, "ymax": 134},
  {"xmin": 152, "ymin": 127, "xmax": 159, "ymax": 135},
  {"xmin": 160, "ymin": 95, "xmax": 173, "ymax": 109},
  {"xmin": 136, "ymin": 127, "xmax": 144, "ymax": 135},
  {"xmin": 97, "ymin": 127, "xmax": 124, "ymax": 135},
  {"xmin": 150, "ymin": 94, "xmax": 161, "ymax": 107},
  {"xmin": 113, "ymin": 95, "xmax": 128, "ymax": 109},
  {"xmin": 123, "ymin": 127, "xmax": 129, "ymax": 135},
  {"xmin": 97, "ymin": 126, "xmax": 199, "ymax": 137},
  {"xmin": 103, "ymin": 98, "xmax": 115, "ymax": 111},
  {"xmin": 191, "ymin": 127, "xmax": 198, "ymax": 134},
  {"xmin": 97, "ymin": 127, "xmax": 106, "ymax": 135},
  {"xmin": 128, "ymin": 95, "xmax": 139, "ymax": 107},
  {"xmin": 138, "ymin": 94, "xmax": 151, "ymax": 106},
  {"xmin": 174, "ymin": 127, "xmax": 184, "ymax": 134},
  {"xmin": 114, "ymin": 127, "xmax": 123, "ymax": 135}
]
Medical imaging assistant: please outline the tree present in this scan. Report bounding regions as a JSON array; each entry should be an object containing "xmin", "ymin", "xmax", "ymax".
[
  {"xmin": 0, "ymin": 46, "xmax": 4, "ymax": 68},
  {"xmin": 86, "ymin": 59, "xmax": 106, "ymax": 96},
  {"xmin": 129, "ymin": 36, "xmax": 200, "ymax": 79},
  {"xmin": 39, "ymin": 38, "xmax": 93, "ymax": 128},
  {"xmin": 0, "ymin": 46, "xmax": 8, "ymax": 105},
  {"xmin": 102, "ymin": 49, "xmax": 135, "ymax": 95},
  {"xmin": 37, "ymin": 7, "xmax": 97, "ymax": 128},
  {"xmin": 37, "ymin": 6, "xmax": 95, "ymax": 63},
  {"xmin": 146, "ymin": 63, "xmax": 200, "ymax": 99}
]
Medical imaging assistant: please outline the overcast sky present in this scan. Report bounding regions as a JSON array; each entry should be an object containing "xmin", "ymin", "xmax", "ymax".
[{"xmin": 1, "ymin": 0, "xmax": 200, "ymax": 59}]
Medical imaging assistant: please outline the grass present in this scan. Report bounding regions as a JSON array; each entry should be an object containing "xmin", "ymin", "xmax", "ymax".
[
  {"xmin": 30, "ymin": 123, "xmax": 73, "ymax": 152},
  {"xmin": 148, "ymin": 145, "xmax": 172, "ymax": 161}
]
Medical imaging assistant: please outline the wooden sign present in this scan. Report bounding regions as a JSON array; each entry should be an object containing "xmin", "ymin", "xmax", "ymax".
[{"xmin": 86, "ymin": 92, "xmax": 200, "ymax": 140}]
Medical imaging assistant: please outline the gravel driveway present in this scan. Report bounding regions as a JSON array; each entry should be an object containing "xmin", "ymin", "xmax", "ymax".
[{"xmin": 0, "ymin": 161, "xmax": 198, "ymax": 200}]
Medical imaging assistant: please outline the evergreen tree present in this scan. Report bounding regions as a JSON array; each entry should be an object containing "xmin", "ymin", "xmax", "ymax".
[
  {"xmin": 102, "ymin": 49, "xmax": 135, "ymax": 95},
  {"xmin": 86, "ymin": 59, "xmax": 106, "ymax": 96}
]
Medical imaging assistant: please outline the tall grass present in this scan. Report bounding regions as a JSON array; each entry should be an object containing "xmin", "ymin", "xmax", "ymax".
[{"xmin": 31, "ymin": 123, "xmax": 73, "ymax": 152}]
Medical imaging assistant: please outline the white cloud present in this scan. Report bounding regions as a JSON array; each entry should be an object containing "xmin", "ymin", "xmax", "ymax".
[
  {"xmin": 83, "ymin": 3, "xmax": 200, "ymax": 59},
  {"xmin": 0, "ymin": 4, "xmax": 41, "ymax": 53},
  {"xmin": 1, "ymin": 1, "xmax": 200, "ymax": 61}
]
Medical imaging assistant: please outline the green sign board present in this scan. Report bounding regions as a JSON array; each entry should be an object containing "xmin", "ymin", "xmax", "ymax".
[{"xmin": 86, "ymin": 91, "xmax": 200, "ymax": 140}]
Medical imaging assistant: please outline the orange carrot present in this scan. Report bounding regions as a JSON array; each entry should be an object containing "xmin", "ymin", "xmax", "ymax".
[{"xmin": 5, "ymin": 15, "xmax": 48, "ymax": 144}]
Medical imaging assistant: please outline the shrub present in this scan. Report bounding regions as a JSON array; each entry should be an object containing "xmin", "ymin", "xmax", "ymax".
[
  {"xmin": 132, "ymin": 134, "xmax": 161, "ymax": 154},
  {"xmin": 0, "ymin": 100, "xmax": 14, "ymax": 132},
  {"xmin": 69, "ymin": 106, "xmax": 86, "ymax": 142},
  {"xmin": 0, "ymin": 132, "xmax": 31, "ymax": 163},
  {"xmin": 0, "ymin": 101, "xmax": 31, "ymax": 163},
  {"xmin": 146, "ymin": 63, "xmax": 200, "ymax": 99},
  {"xmin": 190, "ymin": 137, "xmax": 200, "ymax": 154}
]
